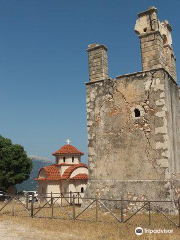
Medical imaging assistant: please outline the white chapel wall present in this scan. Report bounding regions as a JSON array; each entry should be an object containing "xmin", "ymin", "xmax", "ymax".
[
  {"xmin": 46, "ymin": 181, "xmax": 61, "ymax": 195},
  {"xmin": 70, "ymin": 167, "xmax": 88, "ymax": 178},
  {"xmin": 39, "ymin": 169, "xmax": 46, "ymax": 178},
  {"xmin": 56, "ymin": 155, "xmax": 80, "ymax": 164}
]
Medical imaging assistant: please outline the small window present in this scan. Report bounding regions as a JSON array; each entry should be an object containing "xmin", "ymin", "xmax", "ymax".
[
  {"xmin": 63, "ymin": 157, "xmax": 65, "ymax": 163},
  {"xmin": 81, "ymin": 187, "xmax": 84, "ymax": 193},
  {"xmin": 143, "ymin": 28, "xmax": 147, "ymax": 33},
  {"xmin": 134, "ymin": 108, "xmax": 141, "ymax": 118},
  {"xmin": 72, "ymin": 157, "xmax": 74, "ymax": 163}
]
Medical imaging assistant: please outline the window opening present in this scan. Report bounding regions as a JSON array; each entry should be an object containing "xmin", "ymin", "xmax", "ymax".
[{"xmin": 134, "ymin": 108, "xmax": 141, "ymax": 117}]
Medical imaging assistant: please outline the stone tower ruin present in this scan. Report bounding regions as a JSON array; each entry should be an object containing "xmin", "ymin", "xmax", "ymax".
[{"xmin": 85, "ymin": 7, "xmax": 180, "ymax": 206}]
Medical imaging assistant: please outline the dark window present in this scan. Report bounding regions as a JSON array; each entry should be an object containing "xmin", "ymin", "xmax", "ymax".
[
  {"xmin": 72, "ymin": 157, "xmax": 74, "ymax": 163},
  {"xmin": 63, "ymin": 157, "xmax": 65, "ymax": 163},
  {"xmin": 143, "ymin": 28, "xmax": 147, "ymax": 32},
  {"xmin": 134, "ymin": 108, "xmax": 140, "ymax": 117},
  {"xmin": 81, "ymin": 187, "xmax": 84, "ymax": 193}
]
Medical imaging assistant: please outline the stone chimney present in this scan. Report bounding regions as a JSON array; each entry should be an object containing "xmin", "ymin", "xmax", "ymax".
[
  {"xmin": 87, "ymin": 43, "xmax": 108, "ymax": 82},
  {"xmin": 161, "ymin": 20, "xmax": 177, "ymax": 81},
  {"xmin": 135, "ymin": 6, "xmax": 177, "ymax": 82}
]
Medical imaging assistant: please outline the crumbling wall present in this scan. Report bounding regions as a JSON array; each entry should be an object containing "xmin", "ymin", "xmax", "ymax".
[
  {"xmin": 164, "ymin": 71, "xmax": 180, "ymax": 200},
  {"xmin": 84, "ymin": 7, "xmax": 179, "ymax": 212},
  {"xmin": 85, "ymin": 68, "xmax": 180, "ymax": 210}
]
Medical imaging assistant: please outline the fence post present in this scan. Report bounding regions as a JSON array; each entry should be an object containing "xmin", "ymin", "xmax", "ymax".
[
  {"xmin": 148, "ymin": 201, "xmax": 151, "ymax": 226},
  {"xmin": 38, "ymin": 194, "xmax": 40, "ymax": 208},
  {"xmin": 178, "ymin": 199, "xmax": 180, "ymax": 228},
  {"xmin": 61, "ymin": 193, "xmax": 63, "ymax": 206},
  {"xmin": 31, "ymin": 193, "xmax": 34, "ymax": 218},
  {"xmin": 121, "ymin": 196, "xmax": 124, "ymax": 223},
  {"xmin": 51, "ymin": 192, "xmax": 54, "ymax": 219},
  {"xmin": 96, "ymin": 198, "xmax": 98, "ymax": 222},
  {"xmin": 78, "ymin": 193, "xmax": 80, "ymax": 205},
  {"xmin": 11, "ymin": 196, "xmax": 15, "ymax": 216},
  {"xmin": 26, "ymin": 194, "xmax": 28, "ymax": 209},
  {"xmin": 73, "ymin": 195, "xmax": 75, "ymax": 220},
  {"xmin": 70, "ymin": 192, "xmax": 72, "ymax": 205}
]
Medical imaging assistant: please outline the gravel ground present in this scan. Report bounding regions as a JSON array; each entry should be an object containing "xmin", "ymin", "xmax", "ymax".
[
  {"xmin": 0, "ymin": 220, "xmax": 78, "ymax": 240},
  {"xmin": 0, "ymin": 221, "xmax": 41, "ymax": 240}
]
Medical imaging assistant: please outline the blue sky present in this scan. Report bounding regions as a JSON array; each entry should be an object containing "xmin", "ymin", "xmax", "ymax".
[{"xmin": 0, "ymin": 0, "xmax": 179, "ymax": 161}]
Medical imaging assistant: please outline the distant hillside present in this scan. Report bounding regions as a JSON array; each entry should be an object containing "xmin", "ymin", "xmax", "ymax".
[{"xmin": 16, "ymin": 156, "xmax": 53, "ymax": 192}]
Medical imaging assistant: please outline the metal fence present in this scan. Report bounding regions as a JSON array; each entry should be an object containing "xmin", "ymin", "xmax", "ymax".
[{"xmin": 0, "ymin": 192, "xmax": 180, "ymax": 227}]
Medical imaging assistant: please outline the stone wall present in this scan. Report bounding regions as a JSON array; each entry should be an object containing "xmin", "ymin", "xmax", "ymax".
[
  {"xmin": 84, "ymin": 7, "xmax": 180, "ymax": 212},
  {"xmin": 85, "ymin": 68, "xmax": 180, "ymax": 211},
  {"xmin": 140, "ymin": 32, "xmax": 165, "ymax": 71},
  {"xmin": 135, "ymin": 7, "xmax": 177, "ymax": 82},
  {"xmin": 87, "ymin": 44, "xmax": 108, "ymax": 82}
]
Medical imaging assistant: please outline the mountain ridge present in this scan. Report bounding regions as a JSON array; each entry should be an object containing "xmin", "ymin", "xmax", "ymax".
[
  {"xmin": 16, "ymin": 155, "xmax": 54, "ymax": 192},
  {"xmin": 28, "ymin": 155, "xmax": 53, "ymax": 163}
]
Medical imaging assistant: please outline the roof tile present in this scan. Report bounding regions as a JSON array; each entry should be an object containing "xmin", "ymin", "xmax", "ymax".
[
  {"xmin": 35, "ymin": 163, "xmax": 88, "ymax": 181},
  {"xmin": 61, "ymin": 163, "xmax": 88, "ymax": 179},
  {"xmin": 35, "ymin": 165, "xmax": 61, "ymax": 181},
  {"xmin": 70, "ymin": 173, "xmax": 88, "ymax": 180},
  {"xmin": 52, "ymin": 144, "xmax": 84, "ymax": 156}
]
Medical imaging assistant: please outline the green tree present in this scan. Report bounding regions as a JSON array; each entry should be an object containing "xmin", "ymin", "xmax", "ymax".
[{"xmin": 0, "ymin": 135, "xmax": 32, "ymax": 191}]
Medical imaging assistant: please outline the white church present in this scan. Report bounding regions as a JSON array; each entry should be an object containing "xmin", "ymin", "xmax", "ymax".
[{"xmin": 35, "ymin": 140, "xmax": 88, "ymax": 203}]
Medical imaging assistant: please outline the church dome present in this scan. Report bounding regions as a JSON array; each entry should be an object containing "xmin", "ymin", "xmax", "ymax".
[{"xmin": 52, "ymin": 144, "xmax": 84, "ymax": 156}]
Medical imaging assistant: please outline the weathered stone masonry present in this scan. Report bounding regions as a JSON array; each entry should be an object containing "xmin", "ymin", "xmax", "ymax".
[{"xmin": 85, "ymin": 7, "xmax": 180, "ymax": 210}]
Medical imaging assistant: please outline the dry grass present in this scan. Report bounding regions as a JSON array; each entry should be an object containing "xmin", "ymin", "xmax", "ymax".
[{"xmin": 0, "ymin": 201, "xmax": 180, "ymax": 240}]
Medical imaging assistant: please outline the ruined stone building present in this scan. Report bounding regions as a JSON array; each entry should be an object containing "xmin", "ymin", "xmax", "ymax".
[{"xmin": 85, "ymin": 7, "xmax": 180, "ymax": 204}]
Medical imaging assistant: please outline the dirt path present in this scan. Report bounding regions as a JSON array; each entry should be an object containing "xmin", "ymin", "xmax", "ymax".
[
  {"xmin": 0, "ymin": 221, "xmax": 41, "ymax": 240},
  {"xmin": 0, "ymin": 220, "xmax": 79, "ymax": 240}
]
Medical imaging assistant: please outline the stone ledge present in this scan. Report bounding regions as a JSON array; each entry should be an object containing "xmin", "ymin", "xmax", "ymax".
[
  {"xmin": 137, "ymin": 6, "xmax": 158, "ymax": 18},
  {"xmin": 86, "ymin": 44, "xmax": 108, "ymax": 52},
  {"xmin": 88, "ymin": 179, "xmax": 175, "ymax": 182},
  {"xmin": 115, "ymin": 68, "xmax": 177, "ymax": 85},
  {"xmin": 85, "ymin": 78, "xmax": 112, "ymax": 85},
  {"xmin": 85, "ymin": 68, "xmax": 178, "ymax": 86}
]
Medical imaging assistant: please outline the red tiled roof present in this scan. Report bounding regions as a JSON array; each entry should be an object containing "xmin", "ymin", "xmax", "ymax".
[
  {"xmin": 35, "ymin": 165, "xmax": 61, "ymax": 181},
  {"xmin": 45, "ymin": 165, "xmax": 61, "ymax": 180},
  {"xmin": 70, "ymin": 173, "xmax": 88, "ymax": 180},
  {"xmin": 52, "ymin": 144, "xmax": 84, "ymax": 156},
  {"xmin": 61, "ymin": 163, "xmax": 88, "ymax": 180},
  {"xmin": 35, "ymin": 163, "xmax": 88, "ymax": 181}
]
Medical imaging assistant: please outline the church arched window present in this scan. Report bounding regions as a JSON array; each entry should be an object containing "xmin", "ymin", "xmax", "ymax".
[
  {"xmin": 72, "ymin": 157, "xmax": 74, "ymax": 163},
  {"xmin": 81, "ymin": 187, "xmax": 84, "ymax": 193},
  {"xmin": 63, "ymin": 157, "xmax": 65, "ymax": 163}
]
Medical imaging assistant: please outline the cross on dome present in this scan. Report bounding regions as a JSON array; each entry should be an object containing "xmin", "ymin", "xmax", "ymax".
[{"xmin": 66, "ymin": 139, "xmax": 71, "ymax": 145}]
